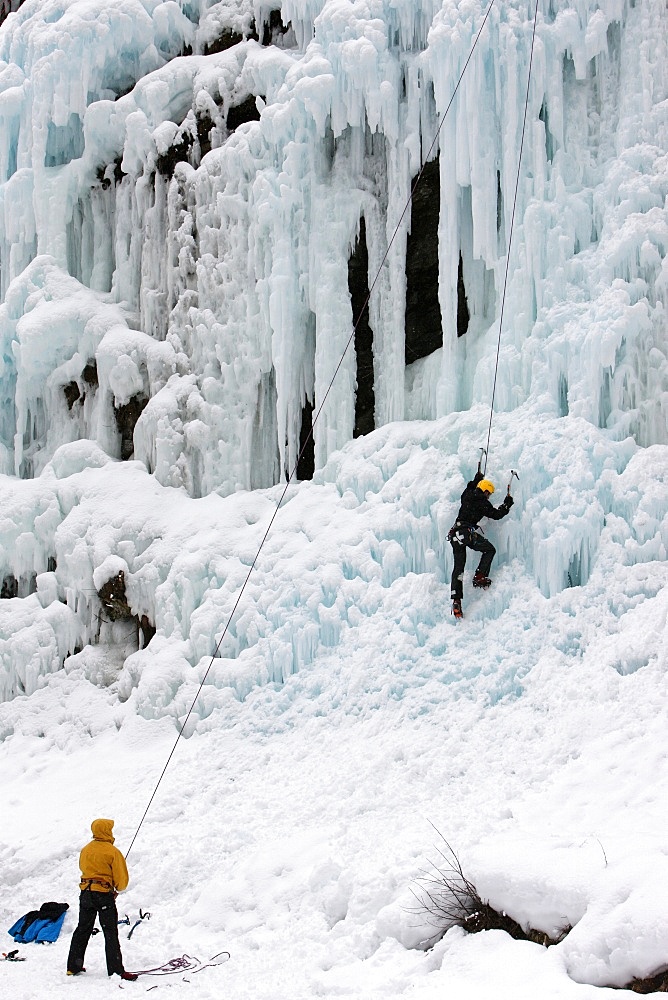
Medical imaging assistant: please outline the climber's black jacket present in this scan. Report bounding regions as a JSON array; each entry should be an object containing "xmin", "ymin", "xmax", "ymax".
[{"xmin": 454, "ymin": 472, "xmax": 513, "ymax": 529}]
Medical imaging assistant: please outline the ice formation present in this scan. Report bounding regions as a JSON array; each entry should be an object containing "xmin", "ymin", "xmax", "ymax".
[
  {"xmin": 0, "ymin": 0, "xmax": 665, "ymax": 722},
  {"xmin": 1, "ymin": 0, "xmax": 665, "ymax": 493},
  {"xmin": 0, "ymin": 0, "xmax": 665, "ymax": 696}
]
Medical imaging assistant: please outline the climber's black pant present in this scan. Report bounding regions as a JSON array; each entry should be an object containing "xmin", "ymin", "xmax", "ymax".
[
  {"xmin": 450, "ymin": 527, "xmax": 496, "ymax": 600},
  {"xmin": 67, "ymin": 890, "xmax": 124, "ymax": 976}
]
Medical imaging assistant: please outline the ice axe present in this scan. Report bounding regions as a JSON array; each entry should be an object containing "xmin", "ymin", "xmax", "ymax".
[
  {"xmin": 477, "ymin": 447, "xmax": 487, "ymax": 474},
  {"xmin": 507, "ymin": 469, "xmax": 519, "ymax": 495}
]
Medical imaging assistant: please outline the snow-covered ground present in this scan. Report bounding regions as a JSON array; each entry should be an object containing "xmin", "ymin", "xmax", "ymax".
[
  {"xmin": 1, "ymin": 0, "xmax": 667, "ymax": 996},
  {"xmin": 1, "ymin": 406, "xmax": 667, "ymax": 998}
]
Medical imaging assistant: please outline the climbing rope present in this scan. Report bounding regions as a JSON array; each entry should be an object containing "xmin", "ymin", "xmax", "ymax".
[
  {"xmin": 127, "ymin": 0, "xmax": 501, "ymax": 857},
  {"xmin": 483, "ymin": 0, "xmax": 539, "ymax": 474}
]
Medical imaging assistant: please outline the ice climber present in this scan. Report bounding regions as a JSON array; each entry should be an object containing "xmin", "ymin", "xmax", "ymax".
[
  {"xmin": 449, "ymin": 470, "xmax": 514, "ymax": 619},
  {"xmin": 66, "ymin": 818, "xmax": 138, "ymax": 981}
]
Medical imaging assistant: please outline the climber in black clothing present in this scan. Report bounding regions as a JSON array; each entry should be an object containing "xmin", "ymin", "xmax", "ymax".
[{"xmin": 449, "ymin": 470, "xmax": 514, "ymax": 619}]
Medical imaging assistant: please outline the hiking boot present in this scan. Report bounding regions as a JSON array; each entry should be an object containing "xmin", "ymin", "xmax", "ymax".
[
  {"xmin": 120, "ymin": 972, "xmax": 139, "ymax": 982},
  {"xmin": 67, "ymin": 969, "xmax": 86, "ymax": 976},
  {"xmin": 452, "ymin": 599, "xmax": 463, "ymax": 619},
  {"xmin": 472, "ymin": 573, "xmax": 491, "ymax": 588}
]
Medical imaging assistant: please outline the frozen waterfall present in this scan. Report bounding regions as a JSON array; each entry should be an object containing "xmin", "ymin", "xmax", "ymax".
[
  {"xmin": 0, "ymin": 0, "xmax": 666, "ymax": 712},
  {"xmin": 0, "ymin": 0, "xmax": 665, "ymax": 496}
]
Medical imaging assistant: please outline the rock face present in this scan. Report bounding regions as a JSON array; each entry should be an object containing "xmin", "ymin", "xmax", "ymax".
[
  {"xmin": 404, "ymin": 158, "xmax": 444, "ymax": 366},
  {"xmin": 97, "ymin": 572, "xmax": 133, "ymax": 622},
  {"xmin": 139, "ymin": 615, "xmax": 156, "ymax": 649},
  {"xmin": 114, "ymin": 396, "xmax": 149, "ymax": 461},
  {"xmin": 0, "ymin": 1, "xmax": 22, "ymax": 29},
  {"xmin": 1, "ymin": 574, "xmax": 18, "ymax": 599},
  {"xmin": 227, "ymin": 95, "xmax": 262, "ymax": 132},
  {"xmin": 348, "ymin": 218, "xmax": 375, "ymax": 438}
]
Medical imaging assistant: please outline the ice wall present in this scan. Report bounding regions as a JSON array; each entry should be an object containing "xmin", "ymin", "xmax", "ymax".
[
  {"xmin": 0, "ymin": 406, "xmax": 665, "ymax": 708},
  {"xmin": 0, "ymin": 255, "xmax": 179, "ymax": 477},
  {"xmin": 0, "ymin": 0, "xmax": 665, "ymax": 496},
  {"xmin": 0, "ymin": 1, "xmax": 666, "ymax": 716}
]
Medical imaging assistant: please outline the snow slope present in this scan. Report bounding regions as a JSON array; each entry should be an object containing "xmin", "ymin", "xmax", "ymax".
[{"xmin": 0, "ymin": 406, "xmax": 667, "ymax": 999}]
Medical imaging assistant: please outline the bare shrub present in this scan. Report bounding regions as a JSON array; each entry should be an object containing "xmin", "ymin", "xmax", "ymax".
[{"xmin": 410, "ymin": 828, "xmax": 569, "ymax": 949}]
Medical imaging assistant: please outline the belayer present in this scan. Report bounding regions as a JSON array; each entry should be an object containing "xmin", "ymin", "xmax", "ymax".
[
  {"xmin": 448, "ymin": 462, "xmax": 515, "ymax": 619},
  {"xmin": 66, "ymin": 819, "xmax": 138, "ymax": 981}
]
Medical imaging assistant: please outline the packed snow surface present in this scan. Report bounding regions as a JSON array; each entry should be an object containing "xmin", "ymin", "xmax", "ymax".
[
  {"xmin": 0, "ymin": 409, "xmax": 667, "ymax": 999},
  {"xmin": 0, "ymin": 0, "xmax": 667, "ymax": 997}
]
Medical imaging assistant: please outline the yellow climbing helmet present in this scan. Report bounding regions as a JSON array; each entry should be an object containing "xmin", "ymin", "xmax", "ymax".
[{"xmin": 478, "ymin": 479, "xmax": 495, "ymax": 494}]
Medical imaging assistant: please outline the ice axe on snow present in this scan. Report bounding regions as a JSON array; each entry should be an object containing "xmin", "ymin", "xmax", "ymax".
[{"xmin": 507, "ymin": 469, "xmax": 519, "ymax": 495}]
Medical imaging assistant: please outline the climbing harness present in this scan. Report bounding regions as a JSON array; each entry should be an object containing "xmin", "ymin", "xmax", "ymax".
[{"xmin": 80, "ymin": 878, "xmax": 112, "ymax": 891}]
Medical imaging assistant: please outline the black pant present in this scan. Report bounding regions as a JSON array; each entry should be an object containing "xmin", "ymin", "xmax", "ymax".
[
  {"xmin": 67, "ymin": 890, "xmax": 124, "ymax": 976},
  {"xmin": 450, "ymin": 527, "xmax": 495, "ymax": 600}
]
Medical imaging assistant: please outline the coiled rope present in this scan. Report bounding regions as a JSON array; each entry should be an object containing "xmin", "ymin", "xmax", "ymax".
[{"xmin": 127, "ymin": 0, "xmax": 504, "ymax": 857}]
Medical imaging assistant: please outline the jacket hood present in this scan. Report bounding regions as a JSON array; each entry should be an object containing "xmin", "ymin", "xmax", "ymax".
[{"xmin": 91, "ymin": 818, "xmax": 115, "ymax": 843}]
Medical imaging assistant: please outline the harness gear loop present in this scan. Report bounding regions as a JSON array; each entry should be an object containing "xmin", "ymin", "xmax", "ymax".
[{"xmin": 80, "ymin": 878, "xmax": 112, "ymax": 892}]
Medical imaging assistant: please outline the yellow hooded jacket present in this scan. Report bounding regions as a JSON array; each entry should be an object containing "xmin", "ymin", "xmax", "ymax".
[{"xmin": 78, "ymin": 819, "xmax": 129, "ymax": 893}]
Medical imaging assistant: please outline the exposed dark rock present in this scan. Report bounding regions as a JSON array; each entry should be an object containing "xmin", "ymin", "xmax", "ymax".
[
  {"xmin": 196, "ymin": 111, "xmax": 215, "ymax": 159},
  {"xmin": 621, "ymin": 970, "xmax": 668, "ymax": 993},
  {"xmin": 156, "ymin": 132, "xmax": 194, "ymax": 179},
  {"xmin": 82, "ymin": 360, "xmax": 98, "ymax": 387},
  {"xmin": 96, "ymin": 165, "xmax": 111, "ymax": 190},
  {"xmin": 348, "ymin": 217, "xmax": 375, "ymax": 437},
  {"xmin": 227, "ymin": 95, "xmax": 262, "ymax": 132},
  {"xmin": 114, "ymin": 394, "xmax": 149, "ymax": 460},
  {"xmin": 456, "ymin": 254, "xmax": 470, "ymax": 338},
  {"xmin": 539, "ymin": 103, "xmax": 555, "ymax": 164},
  {"xmin": 47, "ymin": 556, "xmax": 57, "ymax": 573},
  {"xmin": 0, "ymin": 2, "xmax": 24, "ymax": 29},
  {"xmin": 98, "ymin": 571, "xmax": 133, "ymax": 621},
  {"xmin": 262, "ymin": 9, "xmax": 290, "ymax": 45},
  {"xmin": 461, "ymin": 904, "xmax": 569, "ymax": 947},
  {"xmin": 1, "ymin": 572, "xmax": 37, "ymax": 599},
  {"xmin": 95, "ymin": 156, "xmax": 127, "ymax": 189},
  {"xmin": 405, "ymin": 158, "xmax": 442, "ymax": 364},
  {"xmin": 202, "ymin": 27, "xmax": 245, "ymax": 55},
  {"xmin": 112, "ymin": 82, "xmax": 137, "ymax": 103},
  {"xmin": 296, "ymin": 399, "xmax": 314, "ymax": 480},
  {"xmin": 1, "ymin": 574, "xmax": 18, "ymax": 599},
  {"xmin": 139, "ymin": 614, "xmax": 156, "ymax": 648},
  {"xmin": 63, "ymin": 381, "xmax": 81, "ymax": 409}
]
